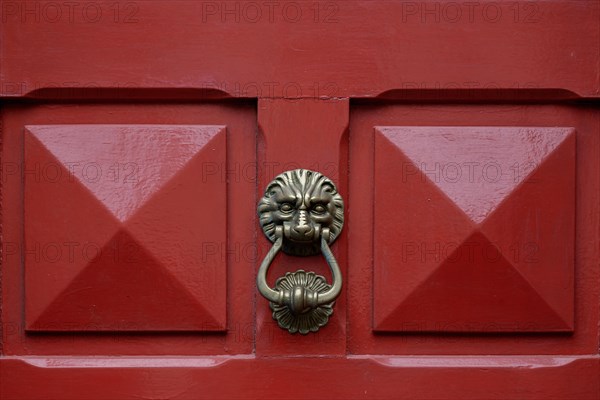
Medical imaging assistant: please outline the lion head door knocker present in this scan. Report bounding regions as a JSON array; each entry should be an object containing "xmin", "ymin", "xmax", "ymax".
[{"xmin": 257, "ymin": 169, "xmax": 344, "ymax": 334}]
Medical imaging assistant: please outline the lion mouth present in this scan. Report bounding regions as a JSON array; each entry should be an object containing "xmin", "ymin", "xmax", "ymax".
[
  {"xmin": 283, "ymin": 221, "xmax": 319, "ymax": 243},
  {"xmin": 288, "ymin": 229, "xmax": 316, "ymax": 242}
]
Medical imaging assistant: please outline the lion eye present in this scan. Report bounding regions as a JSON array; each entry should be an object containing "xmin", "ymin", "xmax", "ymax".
[
  {"xmin": 279, "ymin": 203, "xmax": 294, "ymax": 212},
  {"xmin": 311, "ymin": 204, "xmax": 327, "ymax": 214}
]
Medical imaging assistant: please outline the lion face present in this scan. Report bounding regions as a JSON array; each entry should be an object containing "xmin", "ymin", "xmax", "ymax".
[{"xmin": 258, "ymin": 169, "xmax": 344, "ymax": 256}]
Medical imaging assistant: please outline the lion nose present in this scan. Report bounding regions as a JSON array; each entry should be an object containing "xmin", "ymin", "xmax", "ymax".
[{"xmin": 293, "ymin": 224, "xmax": 312, "ymax": 235}]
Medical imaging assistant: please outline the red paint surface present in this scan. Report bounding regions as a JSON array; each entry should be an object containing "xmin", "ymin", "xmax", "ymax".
[{"xmin": 1, "ymin": 1, "xmax": 599, "ymax": 399}]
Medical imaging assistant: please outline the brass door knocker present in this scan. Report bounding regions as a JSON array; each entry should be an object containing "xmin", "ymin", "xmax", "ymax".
[{"xmin": 256, "ymin": 169, "xmax": 344, "ymax": 334}]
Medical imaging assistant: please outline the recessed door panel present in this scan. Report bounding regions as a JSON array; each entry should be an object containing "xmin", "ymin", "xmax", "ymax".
[
  {"xmin": 348, "ymin": 104, "xmax": 597, "ymax": 356},
  {"xmin": 2, "ymin": 102, "xmax": 256, "ymax": 355}
]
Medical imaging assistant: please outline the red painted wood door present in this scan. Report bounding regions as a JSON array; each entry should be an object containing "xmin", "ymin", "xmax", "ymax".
[{"xmin": 1, "ymin": 1, "xmax": 599, "ymax": 399}]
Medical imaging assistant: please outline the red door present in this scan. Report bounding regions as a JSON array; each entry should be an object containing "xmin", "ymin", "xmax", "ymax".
[{"xmin": 1, "ymin": 1, "xmax": 599, "ymax": 398}]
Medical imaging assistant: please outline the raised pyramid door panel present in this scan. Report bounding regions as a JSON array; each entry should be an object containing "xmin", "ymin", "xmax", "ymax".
[
  {"xmin": 372, "ymin": 126, "xmax": 575, "ymax": 333},
  {"xmin": 24, "ymin": 124, "xmax": 228, "ymax": 331}
]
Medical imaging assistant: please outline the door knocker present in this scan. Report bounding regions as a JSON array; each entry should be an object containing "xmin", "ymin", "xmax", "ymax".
[{"xmin": 256, "ymin": 169, "xmax": 344, "ymax": 334}]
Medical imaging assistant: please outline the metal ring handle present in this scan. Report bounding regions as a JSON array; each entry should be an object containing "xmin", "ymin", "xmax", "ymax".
[
  {"xmin": 256, "ymin": 226, "xmax": 284, "ymax": 305},
  {"xmin": 256, "ymin": 226, "xmax": 343, "ymax": 311},
  {"xmin": 317, "ymin": 228, "xmax": 343, "ymax": 305}
]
